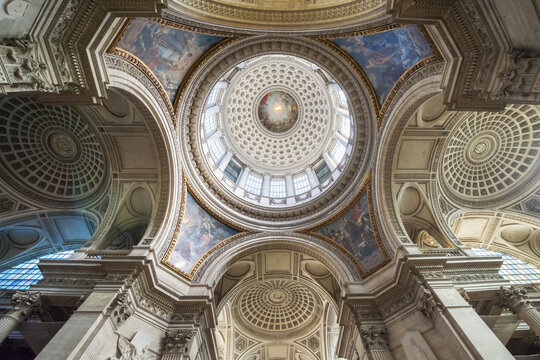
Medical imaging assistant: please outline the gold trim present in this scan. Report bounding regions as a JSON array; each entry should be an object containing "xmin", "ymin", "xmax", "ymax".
[
  {"xmin": 320, "ymin": 39, "xmax": 380, "ymax": 117},
  {"xmin": 172, "ymin": 37, "xmax": 240, "ymax": 118},
  {"xmin": 313, "ymin": 23, "xmax": 401, "ymax": 39},
  {"xmin": 304, "ymin": 173, "xmax": 391, "ymax": 278},
  {"xmin": 377, "ymin": 54, "xmax": 439, "ymax": 126},
  {"xmin": 318, "ymin": 24, "xmax": 443, "ymax": 128},
  {"xmin": 110, "ymin": 47, "xmax": 177, "ymax": 122},
  {"xmin": 185, "ymin": 179, "xmax": 251, "ymax": 232},
  {"xmin": 150, "ymin": 17, "xmax": 237, "ymax": 37},
  {"xmin": 107, "ymin": 18, "xmax": 133, "ymax": 53},
  {"xmin": 161, "ymin": 174, "xmax": 252, "ymax": 280},
  {"xmin": 419, "ymin": 24, "xmax": 443, "ymax": 61}
]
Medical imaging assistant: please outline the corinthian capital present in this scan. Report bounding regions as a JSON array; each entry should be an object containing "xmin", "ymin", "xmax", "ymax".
[
  {"xmin": 496, "ymin": 286, "xmax": 532, "ymax": 314},
  {"xmin": 12, "ymin": 291, "xmax": 41, "ymax": 309},
  {"xmin": 162, "ymin": 329, "xmax": 195, "ymax": 354},
  {"xmin": 360, "ymin": 326, "xmax": 389, "ymax": 350},
  {"xmin": 9, "ymin": 291, "xmax": 41, "ymax": 318}
]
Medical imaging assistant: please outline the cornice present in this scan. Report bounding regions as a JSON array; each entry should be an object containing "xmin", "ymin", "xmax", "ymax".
[{"xmin": 178, "ymin": 35, "xmax": 376, "ymax": 230}]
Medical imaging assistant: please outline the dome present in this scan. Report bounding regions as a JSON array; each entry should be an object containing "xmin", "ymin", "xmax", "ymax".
[
  {"xmin": 232, "ymin": 279, "xmax": 322, "ymax": 340},
  {"xmin": 201, "ymin": 55, "xmax": 354, "ymax": 207},
  {"xmin": 180, "ymin": 37, "xmax": 375, "ymax": 230}
]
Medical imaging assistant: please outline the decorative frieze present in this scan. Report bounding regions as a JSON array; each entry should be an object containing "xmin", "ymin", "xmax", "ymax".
[
  {"xmin": 162, "ymin": 329, "xmax": 195, "ymax": 354},
  {"xmin": 416, "ymin": 287, "xmax": 442, "ymax": 320},
  {"xmin": 359, "ymin": 326, "xmax": 389, "ymax": 351},
  {"xmin": 0, "ymin": 39, "xmax": 54, "ymax": 93},
  {"xmin": 108, "ymin": 293, "xmax": 133, "ymax": 328}
]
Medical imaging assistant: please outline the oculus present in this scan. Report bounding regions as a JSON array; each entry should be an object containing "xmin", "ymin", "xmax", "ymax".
[{"xmin": 257, "ymin": 90, "xmax": 299, "ymax": 133}]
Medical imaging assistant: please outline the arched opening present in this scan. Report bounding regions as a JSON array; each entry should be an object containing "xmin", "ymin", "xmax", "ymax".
[{"xmin": 212, "ymin": 249, "xmax": 342, "ymax": 360}]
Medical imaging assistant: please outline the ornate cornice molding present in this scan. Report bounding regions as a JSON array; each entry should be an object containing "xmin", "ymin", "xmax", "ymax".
[
  {"xmin": 388, "ymin": 0, "xmax": 540, "ymax": 110},
  {"xmin": 179, "ymin": 35, "xmax": 375, "ymax": 230}
]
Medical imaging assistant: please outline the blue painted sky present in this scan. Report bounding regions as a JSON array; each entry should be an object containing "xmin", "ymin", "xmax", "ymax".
[
  {"xmin": 333, "ymin": 25, "xmax": 433, "ymax": 105},
  {"xmin": 117, "ymin": 18, "xmax": 224, "ymax": 102}
]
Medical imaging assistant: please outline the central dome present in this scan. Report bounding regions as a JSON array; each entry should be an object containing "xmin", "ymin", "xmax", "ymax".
[
  {"xmin": 201, "ymin": 54, "xmax": 354, "ymax": 207},
  {"xmin": 257, "ymin": 90, "xmax": 299, "ymax": 133}
]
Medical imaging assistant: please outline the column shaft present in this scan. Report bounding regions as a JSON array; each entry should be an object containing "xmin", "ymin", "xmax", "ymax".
[
  {"xmin": 370, "ymin": 349, "xmax": 394, "ymax": 360},
  {"xmin": 36, "ymin": 291, "xmax": 117, "ymax": 360},
  {"xmin": 519, "ymin": 307, "xmax": 540, "ymax": 337},
  {"xmin": 0, "ymin": 313, "xmax": 23, "ymax": 344},
  {"xmin": 432, "ymin": 287, "xmax": 514, "ymax": 360}
]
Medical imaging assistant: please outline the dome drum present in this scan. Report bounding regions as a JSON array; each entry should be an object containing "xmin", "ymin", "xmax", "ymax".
[{"xmin": 179, "ymin": 36, "xmax": 376, "ymax": 229}]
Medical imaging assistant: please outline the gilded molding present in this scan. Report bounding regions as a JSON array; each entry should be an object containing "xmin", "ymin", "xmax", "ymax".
[
  {"xmin": 110, "ymin": 47, "xmax": 176, "ymax": 121},
  {"xmin": 161, "ymin": 175, "xmax": 252, "ymax": 280},
  {"xmin": 305, "ymin": 174, "xmax": 391, "ymax": 278}
]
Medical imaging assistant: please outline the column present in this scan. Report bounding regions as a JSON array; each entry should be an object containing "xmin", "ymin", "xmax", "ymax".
[
  {"xmin": 285, "ymin": 174, "xmax": 294, "ymax": 205},
  {"xmin": 36, "ymin": 291, "xmax": 118, "ymax": 360},
  {"xmin": 0, "ymin": 291, "xmax": 41, "ymax": 343},
  {"xmin": 323, "ymin": 153, "xmax": 337, "ymax": 171},
  {"xmin": 305, "ymin": 168, "xmax": 319, "ymax": 188},
  {"xmin": 262, "ymin": 174, "xmax": 271, "ymax": 197},
  {"xmin": 422, "ymin": 286, "xmax": 514, "ymax": 359},
  {"xmin": 497, "ymin": 286, "xmax": 540, "ymax": 337},
  {"xmin": 359, "ymin": 326, "xmax": 393, "ymax": 360},
  {"xmin": 218, "ymin": 151, "xmax": 232, "ymax": 171},
  {"xmin": 334, "ymin": 132, "xmax": 349, "ymax": 147}
]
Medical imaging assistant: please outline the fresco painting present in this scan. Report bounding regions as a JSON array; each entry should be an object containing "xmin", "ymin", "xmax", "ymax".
[
  {"xmin": 332, "ymin": 25, "xmax": 433, "ymax": 105},
  {"xmin": 315, "ymin": 192, "xmax": 385, "ymax": 273},
  {"xmin": 257, "ymin": 90, "xmax": 299, "ymax": 133},
  {"xmin": 117, "ymin": 18, "xmax": 224, "ymax": 102},
  {"xmin": 169, "ymin": 191, "xmax": 239, "ymax": 274}
]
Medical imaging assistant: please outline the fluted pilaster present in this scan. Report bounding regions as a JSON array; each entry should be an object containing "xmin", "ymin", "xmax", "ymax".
[{"xmin": 359, "ymin": 326, "xmax": 394, "ymax": 360}]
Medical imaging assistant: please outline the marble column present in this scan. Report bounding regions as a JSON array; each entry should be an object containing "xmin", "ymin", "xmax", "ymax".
[
  {"xmin": 359, "ymin": 326, "xmax": 394, "ymax": 360},
  {"xmin": 497, "ymin": 286, "xmax": 540, "ymax": 337},
  {"xmin": 36, "ymin": 291, "xmax": 118, "ymax": 360},
  {"xmin": 0, "ymin": 291, "xmax": 41, "ymax": 344},
  {"xmin": 424, "ymin": 286, "xmax": 514, "ymax": 359}
]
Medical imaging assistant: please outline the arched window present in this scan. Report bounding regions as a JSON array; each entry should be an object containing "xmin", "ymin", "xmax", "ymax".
[
  {"xmin": 0, "ymin": 250, "xmax": 75, "ymax": 290},
  {"xmin": 471, "ymin": 248, "xmax": 540, "ymax": 284}
]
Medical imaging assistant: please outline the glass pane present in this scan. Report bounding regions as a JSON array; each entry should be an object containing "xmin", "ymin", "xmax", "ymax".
[{"xmin": 0, "ymin": 251, "xmax": 74, "ymax": 290}]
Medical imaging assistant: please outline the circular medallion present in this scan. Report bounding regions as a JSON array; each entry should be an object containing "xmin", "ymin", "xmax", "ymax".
[
  {"xmin": 46, "ymin": 131, "xmax": 79, "ymax": 161},
  {"xmin": 257, "ymin": 90, "xmax": 299, "ymax": 133}
]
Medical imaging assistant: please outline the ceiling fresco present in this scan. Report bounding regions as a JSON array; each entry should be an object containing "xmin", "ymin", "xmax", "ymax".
[
  {"xmin": 116, "ymin": 18, "xmax": 224, "ymax": 102},
  {"xmin": 332, "ymin": 25, "xmax": 433, "ymax": 105},
  {"xmin": 164, "ymin": 189, "xmax": 240, "ymax": 276},
  {"xmin": 312, "ymin": 188, "xmax": 389, "ymax": 275}
]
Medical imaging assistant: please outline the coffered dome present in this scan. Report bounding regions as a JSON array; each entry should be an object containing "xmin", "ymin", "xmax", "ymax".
[
  {"xmin": 440, "ymin": 104, "xmax": 540, "ymax": 207},
  {"xmin": 181, "ymin": 37, "xmax": 375, "ymax": 230},
  {"xmin": 0, "ymin": 97, "xmax": 108, "ymax": 207},
  {"xmin": 201, "ymin": 55, "xmax": 354, "ymax": 207},
  {"xmin": 232, "ymin": 279, "xmax": 322, "ymax": 340}
]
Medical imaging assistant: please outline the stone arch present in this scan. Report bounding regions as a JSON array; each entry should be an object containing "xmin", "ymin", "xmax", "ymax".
[
  {"xmin": 193, "ymin": 232, "xmax": 362, "ymax": 287},
  {"xmin": 373, "ymin": 61, "xmax": 445, "ymax": 253},
  {"xmin": 103, "ymin": 53, "xmax": 183, "ymax": 252},
  {"xmin": 178, "ymin": 35, "xmax": 376, "ymax": 230}
]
